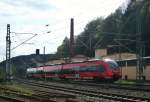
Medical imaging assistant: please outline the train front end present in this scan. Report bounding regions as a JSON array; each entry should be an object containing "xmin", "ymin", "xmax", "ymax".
[{"xmin": 103, "ymin": 59, "xmax": 121, "ymax": 81}]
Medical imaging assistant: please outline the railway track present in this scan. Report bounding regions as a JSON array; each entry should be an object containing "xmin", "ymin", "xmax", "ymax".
[
  {"xmin": 0, "ymin": 95, "xmax": 25, "ymax": 102},
  {"xmin": 34, "ymin": 79, "xmax": 150, "ymax": 92},
  {"xmin": 52, "ymin": 80, "xmax": 150, "ymax": 92},
  {"xmin": 0, "ymin": 84, "xmax": 61, "ymax": 102},
  {"xmin": 16, "ymin": 79, "xmax": 150, "ymax": 102}
]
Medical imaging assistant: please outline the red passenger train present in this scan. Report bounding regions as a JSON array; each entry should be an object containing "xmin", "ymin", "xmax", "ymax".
[{"xmin": 26, "ymin": 59, "xmax": 121, "ymax": 81}]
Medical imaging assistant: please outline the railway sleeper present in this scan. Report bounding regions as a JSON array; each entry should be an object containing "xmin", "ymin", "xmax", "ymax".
[
  {"xmin": 0, "ymin": 95, "xmax": 25, "ymax": 102},
  {"xmin": 65, "ymin": 98, "xmax": 79, "ymax": 102},
  {"xmin": 79, "ymin": 93, "xmax": 145, "ymax": 102},
  {"xmin": 17, "ymin": 79, "xmax": 150, "ymax": 102}
]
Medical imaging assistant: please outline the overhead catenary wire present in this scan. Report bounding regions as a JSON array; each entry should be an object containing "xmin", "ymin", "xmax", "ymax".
[
  {"xmin": 45, "ymin": 0, "xmax": 127, "ymax": 34},
  {"xmin": 11, "ymin": 34, "xmax": 37, "ymax": 51},
  {"xmin": 1, "ymin": 0, "xmax": 129, "ymax": 61},
  {"xmin": 9, "ymin": 0, "xmax": 128, "ymax": 48}
]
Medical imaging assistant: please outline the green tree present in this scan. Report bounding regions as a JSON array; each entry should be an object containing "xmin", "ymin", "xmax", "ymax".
[
  {"xmin": 121, "ymin": 0, "xmax": 150, "ymax": 55},
  {"xmin": 57, "ymin": 0, "xmax": 150, "ymax": 57},
  {"xmin": 0, "ymin": 67, "xmax": 5, "ymax": 81},
  {"xmin": 75, "ymin": 18, "xmax": 104, "ymax": 57},
  {"xmin": 57, "ymin": 37, "xmax": 70, "ymax": 58}
]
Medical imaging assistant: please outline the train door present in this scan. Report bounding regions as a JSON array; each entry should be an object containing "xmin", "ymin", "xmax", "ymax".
[{"xmin": 74, "ymin": 67, "xmax": 80, "ymax": 79}]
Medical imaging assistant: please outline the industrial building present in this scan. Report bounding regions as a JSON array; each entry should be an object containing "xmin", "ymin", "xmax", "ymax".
[{"xmin": 95, "ymin": 48, "xmax": 150, "ymax": 80}]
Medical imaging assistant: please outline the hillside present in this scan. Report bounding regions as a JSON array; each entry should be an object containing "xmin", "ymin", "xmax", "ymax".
[
  {"xmin": 57, "ymin": 0, "xmax": 150, "ymax": 57},
  {"xmin": 0, "ymin": 54, "xmax": 58, "ymax": 77}
]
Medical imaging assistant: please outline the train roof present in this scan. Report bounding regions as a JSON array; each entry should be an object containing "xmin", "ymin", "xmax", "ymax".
[
  {"xmin": 27, "ymin": 59, "xmax": 106, "ymax": 69},
  {"xmin": 27, "ymin": 58, "xmax": 119, "ymax": 70},
  {"xmin": 44, "ymin": 59, "xmax": 104, "ymax": 66}
]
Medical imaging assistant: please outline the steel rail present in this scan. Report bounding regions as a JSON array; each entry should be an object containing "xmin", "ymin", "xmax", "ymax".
[
  {"xmin": 17, "ymin": 79, "xmax": 150, "ymax": 102},
  {"xmin": 0, "ymin": 95, "xmax": 25, "ymax": 102},
  {"xmin": 38, "ymin": 79, "xmax": 150, "ymax": 92},
  {"xmin": 0, "ymin": 85, "xmax": 58, "ymax": 102}
]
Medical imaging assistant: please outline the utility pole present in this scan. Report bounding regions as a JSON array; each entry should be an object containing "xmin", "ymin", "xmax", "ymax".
[
  {"xmin": 6, "ymin": 24, "xmax": 11, "ymax": 81},
  {"xmin": 70, "ymin": 18, "xmax": 74, "ymax": 61},
  {"xmin": 5, "ymin": 26, "xmax": 38, "ymax": 82},
  {"xmin": 136, "ymin": 0, "xmax": 144, "ymax": 81},
  {"xmin": 43, "ymin": 46, "xmax": 46, "ymax": 81}
]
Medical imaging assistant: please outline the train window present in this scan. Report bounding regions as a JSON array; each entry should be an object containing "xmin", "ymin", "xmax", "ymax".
[
  {"xmin": 87, "ymin": 66, "xmax": 97, "ymax": 72},
  {"xmin": 73, "ymin": 67, "xmax": 80, "ymax": 71},
  {"xmin": 37, "ymin": 70, "xmax": 43, "ymax": 74},
  {"xmin": 46, "ymin": 71, "xmax": 55, "ymax": 74},
  {"xmin": 79, "ymin": 67, "xmax": 88, "ymax": 72},
  {"xmin": 107, "ymin": 61, "xmax": 119, "ymax": 69},
  {"xmin": 87, "ymin": 65, "xmax": 104, "ymax": 72},
  {"xmin": 97, "ymin": 65, "xmax": 105, "ymax": 72},
  {"xmin": 52, "ymin": 69, "xmax": 58, "ymax": 74},
  {"xmin": 80, "ymin": 65, "xmax": 104, "ymax": 72},
  {"xmin": 46, "ymin": 69, "xmax": 60, "ymax": 74},
  {"xmin": 68, "ymin": 69, "xmax": 75, "ymax": 74},
  {"xmin": 61, "ymin": 69, "xmax": 74, "ymax": 74}
]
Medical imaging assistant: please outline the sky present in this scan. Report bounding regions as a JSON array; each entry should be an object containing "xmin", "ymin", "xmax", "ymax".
[{"xmin": 0, "ymin": 0, "xmax": 128, "ymax": 62}]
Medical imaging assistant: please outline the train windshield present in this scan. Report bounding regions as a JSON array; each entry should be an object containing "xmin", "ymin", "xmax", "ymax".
[{"xmin": 107, "ymin": 61, "xmax": 119, "ymax": 69}]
